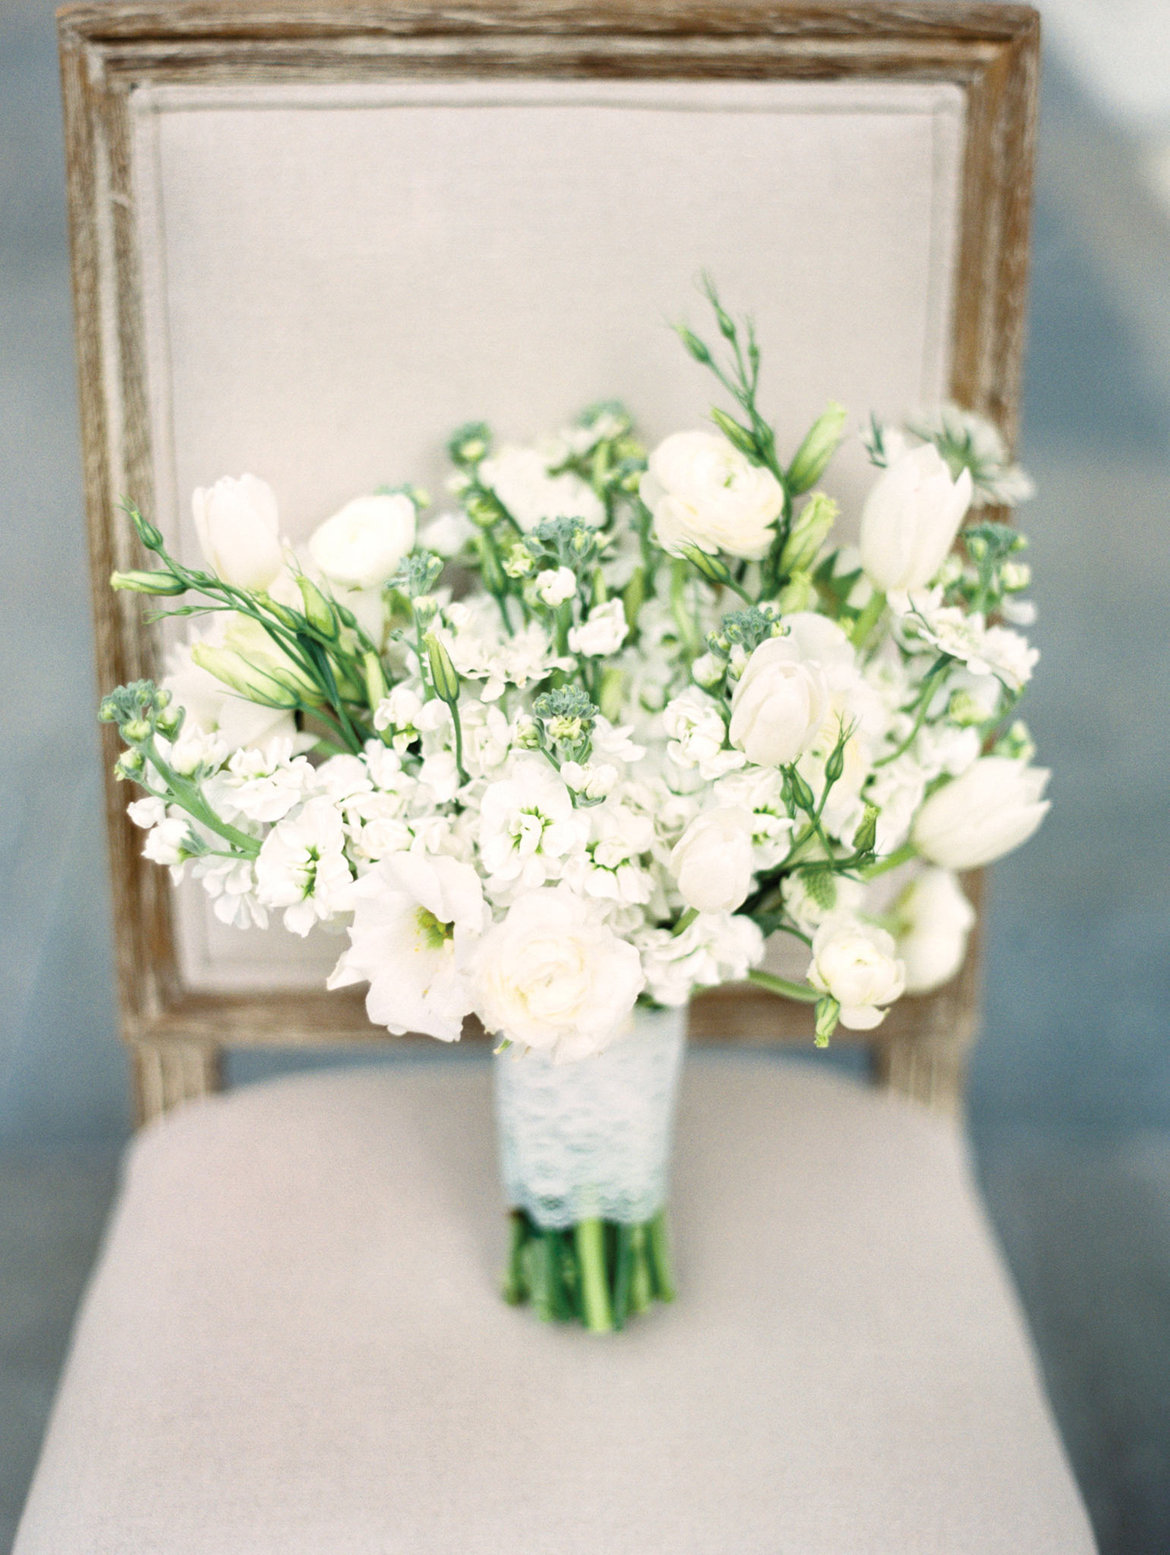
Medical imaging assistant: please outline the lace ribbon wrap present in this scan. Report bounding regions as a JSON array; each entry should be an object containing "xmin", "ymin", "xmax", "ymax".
[{"xmin": 493, "ymin": 1006, "xmax": 687, "ymax": 1230}]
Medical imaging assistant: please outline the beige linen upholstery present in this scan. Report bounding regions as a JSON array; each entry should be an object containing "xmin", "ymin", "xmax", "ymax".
[{"xmin": 16, "ymin": 1056, "xmax": 1095, "ymax": 1554}]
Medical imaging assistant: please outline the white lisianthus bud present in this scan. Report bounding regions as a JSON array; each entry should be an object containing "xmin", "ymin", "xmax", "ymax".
[
  {"xmin": 535, "ymin": 566, "xmax": 578, "ymax": 607},
  {"xmin": 670, "ymin": 806, "xmax": 755, "ymax": 913},
  {"xmin": 859, "ymin": 443, "xmax": 973, "ymax": 592},
  {"xmin": 307, "ymin": 493, "xmax": 416, "ymax": 589},
  {"xmin": 808, "ymin": 920, "xmax": 905, "ymax": 1030},
  {"xmin": 894, "ymin": 868, "xmax": 976, "ymax": 993},
  {"xmin": 472, "ymin": 886, "xmax": 645, "ymax": 1062},
  {"xmin": 567, "ymin": 598, "xmax": 628, "ymax": 656},
  {"xmin": 641, "ymin": 430, "xmax": 784, "ymax": 561},
  {"xmin": 912, "ymin": 756, "xmax": 1050, "ymax": 870},
  {"xmin": 729, "ymin": 637, "xmax": 830, "ymax": 767},
  {"xmin": 192, "ymin": 474, "xmax": 283, "ymax": 590}
]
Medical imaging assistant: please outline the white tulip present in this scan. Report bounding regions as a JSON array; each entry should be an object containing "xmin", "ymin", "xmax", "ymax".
[
  {"xmin": 729, "ymin": 637, "xmax": 830, "ymax": 767},
  {"xmin": 808, "ymin": 920, "xmax": 905, "ymax": 1030},
  {"xmin": 894, "ymin": 867, "xmax": 976, "ymax": 993},
  {"xmin": 859, "ymin": 443, "xmax": 973, "ymax": 592},
  {"xmin": 192, "ymin": 474, "xmax": 284, "ymax": 590},
  {"xmin": 472, "ymin": 886, "xmax": 645, "ymax": 1061},
  {"xmin": 641, "ymin": 430, "xmax": 784, "ymax": 560},
  {"xmin": 307, "ymin": 493, "xmax": 416, "ymax": 590},
  {"xmin": 670, "ymin": 806, "xmax": 755, "ymax": 913},
  {"xmin": 913, "ymin": 756, "xmax": 1050, "ymax": 870}
]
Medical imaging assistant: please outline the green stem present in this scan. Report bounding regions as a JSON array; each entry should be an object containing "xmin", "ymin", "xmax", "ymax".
[
  {"xmin": 574, "ymin": 1218, "xmax": 614, "ymax": 1334},
  {"xmin": 502, "ymin": 1212, "xmax": 529, "ymax": 1305},
  {"xmin": 144, "ymin": 742, "xmax": 260, "ymax": 856},
  {"xmin": 647, "ymin": 1210, "xmax": 675, "ymax": 1303},
  {"xmin": 747, "ymin": 969, "xmax": 821, "ymax": 1004},
  {"xmin": 850, "ymin": 588, "xmax": 886, "ymax": 649},
  {"xmin": 859, "ymin": 841, "xmax": 917, "ymax": 880}
]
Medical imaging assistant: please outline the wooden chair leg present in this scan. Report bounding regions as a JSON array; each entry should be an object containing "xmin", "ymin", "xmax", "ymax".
[
  {"xmin": 130, "ymin": 1040, "xmax": 223, "ymax": 1125},
  {"xmin": 872, "ymin": 1034, "xmax": 969, "ymax": 1122}
]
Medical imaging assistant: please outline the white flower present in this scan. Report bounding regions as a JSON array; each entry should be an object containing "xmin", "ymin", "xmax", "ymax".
[
  {"xmin": 191, "ymin": 474, "xmax": 284, "ymax": 590},
  {"xmin": 781, "ymin": 870, "xmax": 865, "ymax": 934},
  {"xmin": 670, "ymin": 806, "xmax": 755, "ymax": 913},
  {"xmin": 859, "ymin": 443, "xmax": 972, "ymax": 592},
  {"xmin": 327, "ymin": 854, "xmax": 487, "ymax": 1042},
  {"xmin": 905, "ymin": 604, "xmax": 1038, "ymax": 693},
  {"xmin": 568, "ymin": 598, "xmax": 628, "ymax": 656},
  {"xmin": 477, "ymin": 758, "xmax": 587, "ymax": 892},
  {"xmin": 730, "ymin": 637, "xmax": 830, "ymax": 767},
  {"xmin": 808, "ymin": 920, "xmax": 905, "ymax": 1030},
  {"xmin": 254, "ymin": 797, "xmax": 354, "ymax": 936},
  {"xmin": 641, "ymin": 430, "xmax": 784, "ymax": 560},
  {"xmin": 894, "ymin": 868, "xmax": 975, "ymax": 993},
  {"xmin": 535, "ymin": 567, "xmax": 578, "ymax": 608},
  {"xmin": 912, "ymin": 756, "xmax": 1050, "ymax": 870},
  {"xmin": 712, "ymin": 765, "xmax": 796, "ymax": 868},
  {"xmin": 216, "ymin": 743, "xmax": 315, "ymax": 824},
  {"xmin": 479, "ymin": 446, "xmax": 605, "ymax": 530},
  {"xmin": 560, "ymin": 760, "xmax": 619, "ymax": 802},
  {"xmin": 163, "ymin": 634, "xmax": 298, "ymax": 756},
  {"xmin": 190, "ymin": 855, "xmax": 267, "ymax": 929},
  {"xmin": 142, "ymin": 814, "xmax": 193, "ymax": 868},
  {"xmin": 127, "ymin": 796, "xmax": 166, "ymax": 830},
  {"xmin": 419, "ymin": 510, "xmax": 473, "ymax": 558},
  {"xmin": 307, "ymin": 492, "xmax": 416, "ymax": 589},
  {"xmin": 637, "ymin": 911, "xmax": 764, "ymax": 1006},
  {"xmin": 663, "ymin": 687, "xmax": 744, "ymax": 780},
  {"xmin": 472, "ymin": 886, "xmax": 645, "ymax": 1060}
]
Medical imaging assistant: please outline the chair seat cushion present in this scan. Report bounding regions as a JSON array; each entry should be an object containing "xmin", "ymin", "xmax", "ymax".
[{"xmin": 16, "ymin": 1054, "xmax": 1095, "ymax": 1553}]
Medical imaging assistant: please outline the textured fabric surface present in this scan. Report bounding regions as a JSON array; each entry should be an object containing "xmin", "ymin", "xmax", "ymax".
[{"xmin": 15, "ymin": 1055, "xmax": 1095, "ymax": 1553}]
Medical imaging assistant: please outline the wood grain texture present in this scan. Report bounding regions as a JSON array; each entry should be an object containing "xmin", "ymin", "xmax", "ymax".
[{"xmin": 58, "ymin": 0, "xmax": 1036, "ymax": 1123}]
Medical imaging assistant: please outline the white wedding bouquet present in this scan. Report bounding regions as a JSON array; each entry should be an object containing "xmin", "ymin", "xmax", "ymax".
[{"xmin": 100, "ymin": 285, "xmax": 1047, "ymax": 1326}]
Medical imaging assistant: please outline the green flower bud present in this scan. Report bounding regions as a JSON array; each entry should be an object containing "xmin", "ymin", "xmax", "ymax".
[
  {"xmin": 775, "ymin": 571, "xmax": 816, "ymax": 614},
  {"xmin": 779, "ymin": 492, "xmax": 838, "ymax": 575},
  {"xmin": 191, "ymin": 644, "xmax": 301, "ymax": 708},
  {"xmin": 424, "ymin": 632, "xmax": 460, "ymax": 705},
  {"xmin": 110, "ymin": 569, "xmax": 187, "ymax": 595},
  {"xmin": 114, "ymin": 749, "xmax": 144, "ymax": 780},
  {"xmin": 852, "ymin": 804, "xmax": 879, "ymax": 855},
  {"xmin": 448, "ymin": 422, "xmax": 492, "ymax": 467},
  {"xmin": 824, "ymin": 733, "xmax": 847, "ymax": 785},
  {"xmin": 126, "ymin": 504, "xmax": 164, "ymax": 552},
  {"xmin": 675, "ymin": 327, "xmax": 711, "ymax": 365},
  {"xmin": 296, "ymin": 575, "xmax": 338, "ymax": 639},
  {"xmin": 363, "ymin": 650, "xmax": 387, "ymax": 710},
  {"xmin": 710, "ymin": 407, "xmax": 759, "ymax": 458},
  {"xmin": 787, "ymin": 766, "xmax": 816, "ymax": 814},
  {"xmin": 814, "ymin": 995, "xmax": 840, "ymax": 1048},
  {"xmin": 786, "ymin": 402, "xmax": 847, "ymax": 495},
  {"xmin": 681, "ymin": 545, "xmax": 734, "ymax": 587},
  {"xmin": 121, "ymin": 718, "xmax": 152, "ymax": 744},
  {"xmin": 155, "ymin": 705, "xmax": 184, "ymax": 739}
]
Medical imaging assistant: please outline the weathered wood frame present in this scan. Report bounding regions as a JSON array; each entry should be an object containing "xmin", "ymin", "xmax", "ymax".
[{"xmin": 57, "ymin": 0, "xmax": 1038, "ymax": 1124}]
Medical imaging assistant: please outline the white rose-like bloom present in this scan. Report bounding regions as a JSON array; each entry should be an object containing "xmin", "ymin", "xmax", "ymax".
[
  {"xmin": 859, "ymin": 443, "xmax": 973, "ymax": 592},
  {"xmin": 808, "ymin": 921, "xmax": 905, "ymax": 1031},
  {"xmin": 568, "ymin": 598, "xmax": 629, "ymax": 657},
  {"xmin": 535, "ymin": 567, "xmax": 578, "ymax": 608},
  {"xmin": 473, "ymin": 886, "xmax": 645, "ymax": 1061},
  {"xmin": 192, "ymin": 474, "xmax": 284, "ymax": 590},
  {"xmin": 307, "ymin": 493, "xmax": 416, "ymax": 589},
  {"xmin": 894, "ymin": 868, "xmax": 976, "ymax": 993},
  {"xmin": 729, "ymin": 637, "xmax": 830, "ymax": 767},
  {"xmin": 913, "ymin": 756, "xmax": 1050, "ymax": 870},
  {"xmin": 479, "ymin": 446, "xmax": 605, "ymax": 530},
  {"xmin": 641, "ymin": 430, "xmax": 784, "ymax": 560},
  {"xmin": 327, "ymin": 854, "xmax": 488, "ymax": 1043},
  {"xmin": 670, "ymin": 806, "xmax": 755, "ymax": 913}
]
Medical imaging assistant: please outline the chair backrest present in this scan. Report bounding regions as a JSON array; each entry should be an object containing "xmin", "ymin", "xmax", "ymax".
[{"xmin": 59, "ymin": 0, "xmax": 1039, "ymax": 1123}]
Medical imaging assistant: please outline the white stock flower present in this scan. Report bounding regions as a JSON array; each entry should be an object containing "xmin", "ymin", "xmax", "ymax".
[
  {"xmin": 307, "ymin": 493, "xmax": 416, "ymax": 589},
  {"xmin": 712, "ymin": 765, "xmax": 796, "ymax": 868},
  {"xmin": 192, "ymin": 474, "xmax": 284, "ymax": 590},
  {"xmin": 906, "ymin": 604, "xmax": 1039, "ymax": 693},
  {"xmin": 535, "ymin": 567, "xmax": 578, "ymax": 608},
  {"xmin": 894, "ymin": 868, "xmax": 976, "ymax": 993},
  {"xmin": 216, "ymin": 743, "xmax": 316, "ymax": 824},
  {"xmin": 912, "ymin": 756, "xmax": 1050, "ymax": 870},
  {"xmin": 477, "ymin": 759, "xmax": 587, "ymax": 892},
  {"xmin": 254, "ymin": 796, "xmax": 354, "ymax": 936},
  {"xmin": 730, "ymin": 637, "xmax": 830, "ymax": 767},
  {"xmin": 190, "ymin": 855, "xmax": 267, "ymax": 929},
  {"xmin": 663, "ymin": 687, "xmax": 744, "ymax": 780},
  {"xmin": 568, "ymin": 598, "xmax": 628, "ymax": 657},
  {"xmin": 670, "ymin": 806, "xmax": 755, "ymax": 913},
  {"xmin": 142, "ymin": 814, "xmax": 193, "ymax": 868},
  {"xmin": 808, "ymin": 920, "xmax": 905, "ymax": 1030},
  {"xmin": 472, "ymin": 886, "xmax": 645, "ymax": 1061},
  {"xmin": 641, "ymin": 430, "xmax": 784, "ymax": 560},
  {"xmin": 637, "ymin": 911, "xmax": 764, "ymax": 1006},
  {"xmin": 479, "ymin": 446, "xmax": 604, "ymax": 530},
  {"xmin": 327, "ymin": 854, "xmax": 488, "ymax": 1042},
  {"xmin": 859, "ymin": 443, "xmax": 973, "ymax": 593}
]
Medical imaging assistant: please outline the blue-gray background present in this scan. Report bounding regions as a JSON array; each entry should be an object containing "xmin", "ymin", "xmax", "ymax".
[{"xmin": 2, "ymin": 2, "xmax": 1169, "ymax": 1550}]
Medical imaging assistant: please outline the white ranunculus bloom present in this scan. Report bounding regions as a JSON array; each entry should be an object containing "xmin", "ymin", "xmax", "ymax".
[
  {"xmin": 641, "ymin": 430, "xmax": 784, "ymax": 560},
  {"xmin": 808, "ymin": 920, "xmax": 905, "ymax": 1030},
  {"xmin": 479, "ymin": 446, "xmax": 605, "ymax": 530},
  {"xmin": 192, "ymin": 474, "xmax": 284, "ymax": 590},
  {"xmin": 859, "ymin": 443, "xmax": 973, "ymax": 592},
  {"xmin": 912, "ymin": 756, "xmax": 1050, "ymax": 870},
  {"xmin": 535, "ymin": 567, "xmax": 578, "ymax": 608},
  {"xmin": 327, "ymin": 853, "xmax": 488, "ymax": 1042},
  {"xmin": 670, "ymin": 806, "xmax": 755, "ymax": 913},
  {"xmin": 472, "ymin": 886, "xmax": 645, "ymax": 1061},
  {"xmin": 568, "ymin": 598, "xmax": 629, "ymax": 657},
  {"xmin": 307, "ymin": 492, "xmax": 416, "ymax": 590},
  {"xmin": 729, "ymin": 637, "xmax": 830, "ymax": 767},
  {"xmin": 663, "ymin": 687, "xmax": 745, "ymax": 780},
  {"xmin": 894, "ymin": 868, "xmax": 976, "ymax": 993}
]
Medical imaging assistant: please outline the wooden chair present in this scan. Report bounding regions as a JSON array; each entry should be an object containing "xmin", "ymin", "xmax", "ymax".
[{"xmin": 16, "ymin": 3, "xmax": 1097, "ymax": 1549}]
